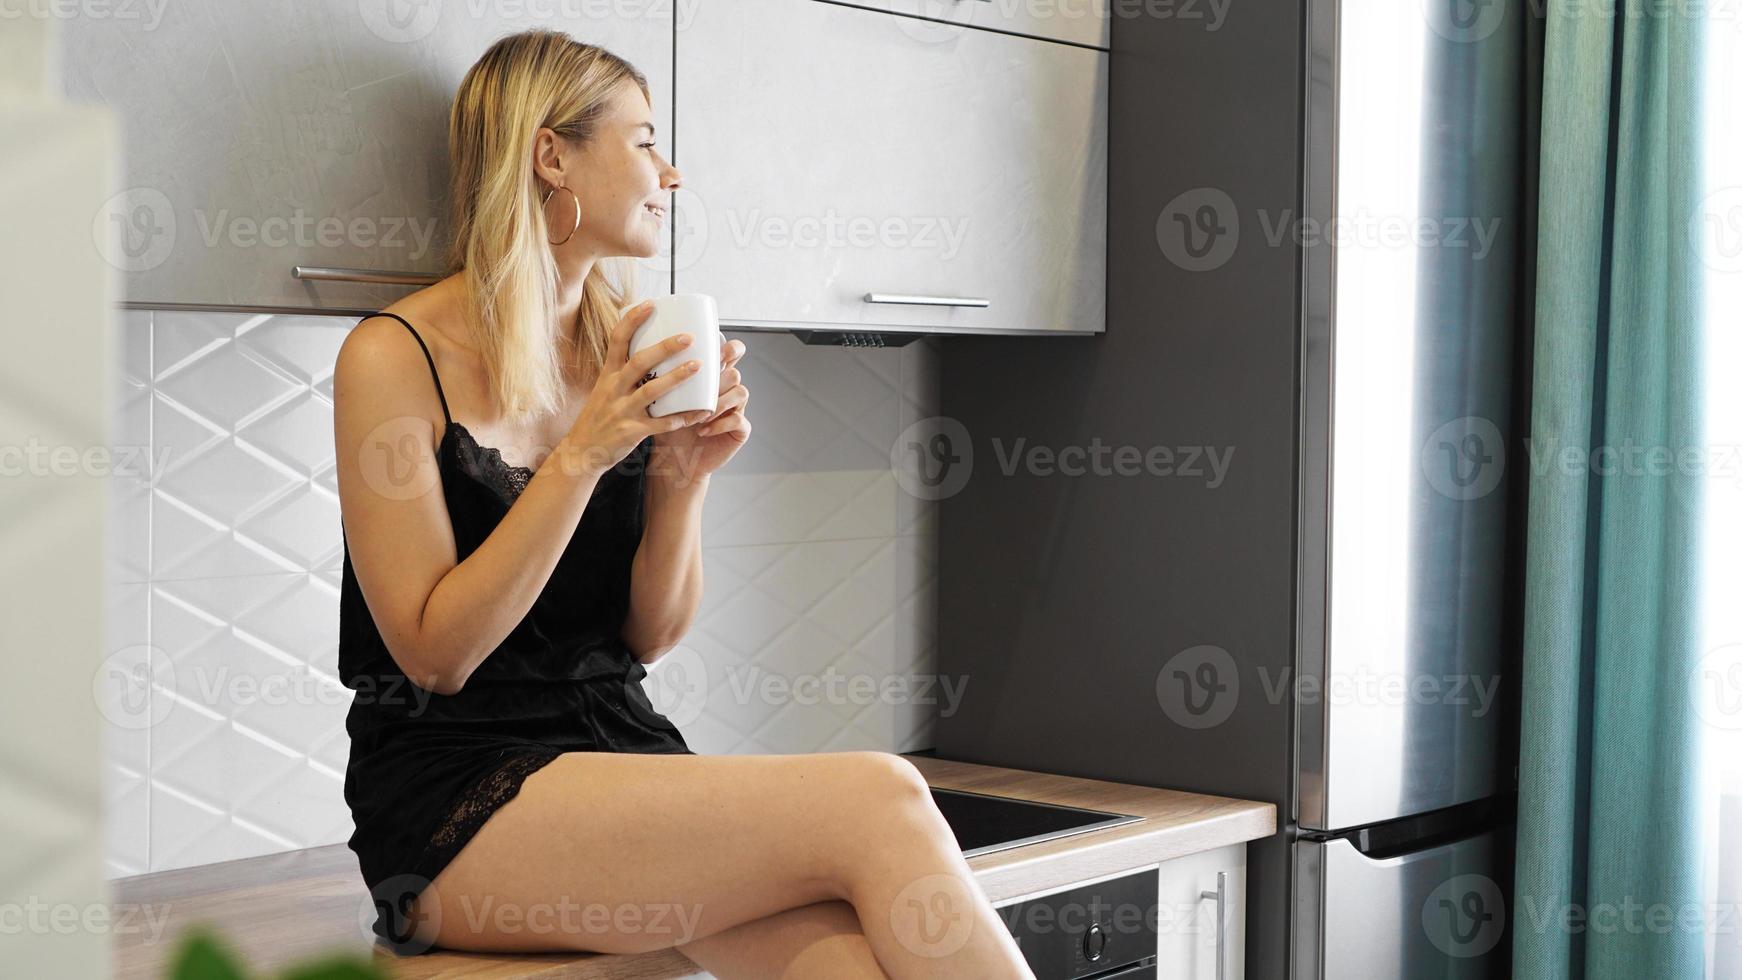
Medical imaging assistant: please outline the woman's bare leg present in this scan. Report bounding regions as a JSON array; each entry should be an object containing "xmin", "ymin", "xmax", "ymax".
[
  {"xmin": 402, "ymin": 750, "xmax": 1035, "ymax": 979},
  {"xmin": 674, "ymin": 900, "xmax": 886, "ymax": 979}
]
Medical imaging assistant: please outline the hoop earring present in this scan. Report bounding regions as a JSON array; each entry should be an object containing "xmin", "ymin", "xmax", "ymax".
[{"xmin": 541, "ymin": 181, "xmax": 581, "ymax": 246}]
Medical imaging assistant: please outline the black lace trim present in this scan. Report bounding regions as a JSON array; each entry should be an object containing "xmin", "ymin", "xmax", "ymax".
[
  {"xmin": 449, "ymin": 423, "xmax": 535, "ymax": 499},
  {"xmin": 445, "ymin": 423, "xmax": 651, "ymax": 503},
  {"xmin": 414, "ymin": 749, "xmax": 562, "ymax": 871}
]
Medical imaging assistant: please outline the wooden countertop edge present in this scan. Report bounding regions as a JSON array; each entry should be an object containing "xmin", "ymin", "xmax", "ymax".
[
  {"xmin": 111, "ymin": 756, "xmax": 1277, "ymax": 980},
  {"xmin": 901, "ymin": 755, "xmax": 1277, "ymax": 904}
]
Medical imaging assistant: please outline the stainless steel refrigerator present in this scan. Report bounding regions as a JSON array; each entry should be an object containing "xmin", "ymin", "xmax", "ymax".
[{"xmin": 933, "ymin": 0, "xmax": 1538, "ymax": 977}]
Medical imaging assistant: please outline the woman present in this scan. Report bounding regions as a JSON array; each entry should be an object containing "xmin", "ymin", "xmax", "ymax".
[{"xmin": 332, "ymin": 28, "xmax": 1034, "ymax": 979}]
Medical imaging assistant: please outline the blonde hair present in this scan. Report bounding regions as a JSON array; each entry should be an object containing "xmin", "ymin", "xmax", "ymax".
[{"xmin": 444, "ymin": 28, "xmax": 650, "ymax": 422}]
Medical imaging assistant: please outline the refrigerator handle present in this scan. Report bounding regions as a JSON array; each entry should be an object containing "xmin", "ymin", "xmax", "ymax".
[{"xmin": 1200, "ymin": 870, "xmax": 1227, "ymax": 980}]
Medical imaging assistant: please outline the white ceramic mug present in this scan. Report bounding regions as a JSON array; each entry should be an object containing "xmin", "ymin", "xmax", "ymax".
[{"xmin": 628, "ymin": 293, "xmax": 720, "ymax": 418}]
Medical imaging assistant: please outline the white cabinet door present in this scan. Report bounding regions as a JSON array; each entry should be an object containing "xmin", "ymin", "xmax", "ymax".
[
  {"xmin": 674, "ymin": 0, "xmax": 1107, "ymax": 336},
  {"xmin": 62, "ymin": 7, "xmax": 672, "ymax": 310},
  {"xmin": 1157, "ymin": 843, "xmax": 1248, "ymax": 980},
  {"xmin": 825, "ymin": 0, "xmax": 1111, "ymax": 49}
]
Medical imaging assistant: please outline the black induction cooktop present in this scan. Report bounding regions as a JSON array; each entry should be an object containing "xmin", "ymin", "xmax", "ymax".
[{"xmin": 929, "ymin": 787, "xmax": 1141, "ymax": 858}]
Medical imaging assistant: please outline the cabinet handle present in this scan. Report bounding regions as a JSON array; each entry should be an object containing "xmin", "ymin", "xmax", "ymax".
[
  {"xmin": 862, "ymin": 292, "xmax": 989, "ymax": 308},
  {"xmin": 1200, "ymin": 871, "xmax": 1226, "ymax": 980},
  {"xmin": 292, "ymin": 265, "xmax": 441, "ymax": 286}
]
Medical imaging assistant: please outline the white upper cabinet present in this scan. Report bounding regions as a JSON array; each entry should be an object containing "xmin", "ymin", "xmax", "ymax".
[
  {"xmin": 61, "ymin": 6, "xmax": 672, "ymax": 310},
  {"xmin": 672, "ymin": 0, "xmax": 1108, "ymax": 336},
  {"xmin": 828, "ymin": 0, "xmax": 1111, "ymax": 49}
]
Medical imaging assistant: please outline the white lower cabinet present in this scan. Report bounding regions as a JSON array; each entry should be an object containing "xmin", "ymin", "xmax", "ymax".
[
  {"xmin": 1156, "ymin": 843, "xmax": 1248, "ymax": 980},
  {"xmin": 675, "ymin": 0, "xmax": 1108, "ymax": 336}
]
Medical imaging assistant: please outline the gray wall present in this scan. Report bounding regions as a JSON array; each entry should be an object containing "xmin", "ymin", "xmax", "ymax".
[{"xmin": 934, "ymin": 3, "xmax": 1305, "ymax": 977}]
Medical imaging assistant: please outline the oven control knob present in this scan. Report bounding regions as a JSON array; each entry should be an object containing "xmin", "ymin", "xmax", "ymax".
[{"xmin": 1083, "ymin": 921, "xmax": 1107, "ymax": 961}]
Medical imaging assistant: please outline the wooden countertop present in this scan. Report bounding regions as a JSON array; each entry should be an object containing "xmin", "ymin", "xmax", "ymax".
[{"xmin": 110, "ymin": 754, "xmax": 1275, "ymax": 979}]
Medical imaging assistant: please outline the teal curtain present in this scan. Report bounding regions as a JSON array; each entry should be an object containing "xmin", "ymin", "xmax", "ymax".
[{"xmin": 1512, "ymin": 1, "xmax": 1707, "ymax": 978}]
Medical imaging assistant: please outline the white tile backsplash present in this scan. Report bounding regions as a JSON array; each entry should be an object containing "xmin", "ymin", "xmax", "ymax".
[{"xmin": 104, "ymin": 309, "xmax": 941, "ymax": 875}]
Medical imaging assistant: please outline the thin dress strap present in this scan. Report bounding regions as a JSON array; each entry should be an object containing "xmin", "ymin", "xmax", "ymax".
[{"xmin": 363, "ymin": 311, "xmax": 452, "ymax": 428}]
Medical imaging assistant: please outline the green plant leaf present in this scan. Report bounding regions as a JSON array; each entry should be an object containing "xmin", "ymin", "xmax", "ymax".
[
  {"xmin": 165, "ymin": 928, "xmax": 249, "ymax": 980},
  {"xmin": 274, "ymin": 953, "xmax": 393, "ymax": 980}
]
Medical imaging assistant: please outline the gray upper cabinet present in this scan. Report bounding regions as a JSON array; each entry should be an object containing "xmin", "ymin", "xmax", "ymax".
[
  {"xmin": 62, "ymin": 6, "xmax": 672, "ymax": 310},
  {"xmin": 673, "ymin": 0, "xmax": 1108, "ymax": 336},
  {"xmin": 827, "ymin": 0, "xmax": 1111, "ymax": 49}
]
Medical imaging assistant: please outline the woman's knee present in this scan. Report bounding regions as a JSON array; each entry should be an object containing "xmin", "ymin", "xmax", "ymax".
[
  {"xmin": 824, "ymin": 753, "xmax": 951, "ymax": 850},
  {"xmin": 839, "ymin": 750, "xmax": 931, "ymax": 800}
]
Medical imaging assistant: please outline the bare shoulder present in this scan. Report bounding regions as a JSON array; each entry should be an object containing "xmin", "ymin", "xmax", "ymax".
[
  {"xmin": 336, "ymin": 278, "xmax": 466, "ymax": 400},
  {"xmin": 333, "ymin": 287, "xmax": 462, "ymax": 448},
  {"xmin": 335, "ymin": 311, "xmax": 432, "ymax": 406}
]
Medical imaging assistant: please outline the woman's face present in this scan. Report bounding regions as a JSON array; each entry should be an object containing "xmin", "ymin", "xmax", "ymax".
[{"xmin": 558, "ymin": 80, "xmax": 681, "ymax": 262}]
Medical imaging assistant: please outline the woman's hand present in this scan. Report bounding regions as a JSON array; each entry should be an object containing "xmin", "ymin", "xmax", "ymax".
[
  {"xmin": 650, "ymin": 334, "xmax": 751, "ymax": 485},
  {"xmin": 563, "ymin": 302, "xmax": 714, "ymax": 478}
]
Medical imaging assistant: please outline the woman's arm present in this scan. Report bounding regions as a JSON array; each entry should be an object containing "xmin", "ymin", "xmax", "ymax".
[
  {"xmin": 621, "ymin": 455, "xmax": 708, "ymax": 664},
  {"xmin": 621, "ymin": 334, "xmax": 751, "ymax": 663}
]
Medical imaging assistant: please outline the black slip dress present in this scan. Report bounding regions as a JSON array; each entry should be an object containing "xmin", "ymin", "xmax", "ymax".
[{"xmin": 338, "ymin": 311, "xmax": 694, "ymax": 954}]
